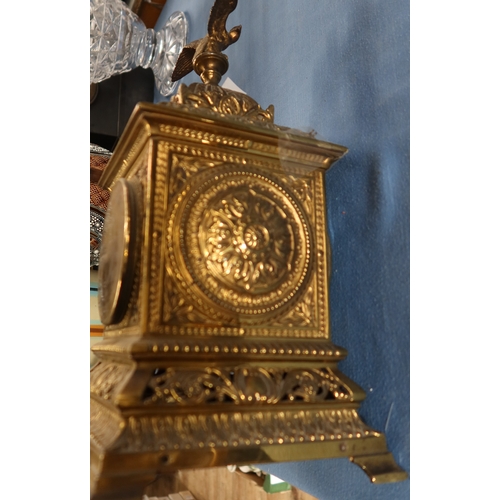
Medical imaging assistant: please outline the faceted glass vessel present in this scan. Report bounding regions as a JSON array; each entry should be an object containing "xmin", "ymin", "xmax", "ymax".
[{"xmin": 90, "ymin": 0, "xmax": 188, "ymax": 96}]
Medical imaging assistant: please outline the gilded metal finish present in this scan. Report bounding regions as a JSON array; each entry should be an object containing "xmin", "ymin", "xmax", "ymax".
[
  {"xmin": 172, "ymin": 0, "xmax": 241, "ymax": 85},
  {"xmin": 170, "ymin": 166, "xmax": 312, "ymax": 322},
  {"xmin": 97, "ymin": 178, "xmax": 139, "ymax": 325},
  {"xmin": 143, "ymin": 367, "xmax": 355, "ymax": 405},
  {"xmin": 90, "ymin": 2, "xmax": 407, "ymax": 498},
  {"xmin": 91, "ymin": 99, "xmax": 407, "ymax": 497},
  {"xmin": 171, "ymin": 83, "xmax": 275, "ymax": 124}
]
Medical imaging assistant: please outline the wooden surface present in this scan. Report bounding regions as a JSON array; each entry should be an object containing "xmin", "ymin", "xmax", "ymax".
[{"xmin": 176, "ymin": 467, "xmax": 318, "ymax": 500}]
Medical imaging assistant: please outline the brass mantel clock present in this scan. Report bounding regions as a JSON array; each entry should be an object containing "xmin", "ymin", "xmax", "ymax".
[{"xmin": 91, "ymin": 1, "xmax": 407, "ymax": 498}]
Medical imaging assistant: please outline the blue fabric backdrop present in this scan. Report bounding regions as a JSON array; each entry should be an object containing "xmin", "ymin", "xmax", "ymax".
[{"xmin": 156, "ymin": 2, "xmax": 410, "ymax": 498}]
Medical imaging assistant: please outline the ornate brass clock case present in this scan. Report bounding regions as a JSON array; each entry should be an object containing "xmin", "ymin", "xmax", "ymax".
[{"xmin": 90, "ymin": 2, "xmax": 407, "ymax": 498}]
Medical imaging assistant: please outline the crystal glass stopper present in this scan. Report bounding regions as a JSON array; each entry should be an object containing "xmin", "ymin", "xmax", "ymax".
[{"xmin": 90, "ymin": 0, "xmax": 188, "ymax": 96}]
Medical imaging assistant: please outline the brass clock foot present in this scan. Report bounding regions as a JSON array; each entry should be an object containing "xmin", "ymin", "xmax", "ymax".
[{"xmin": 350, "ymin": 452, "xmax": 409, "ymax": 483}]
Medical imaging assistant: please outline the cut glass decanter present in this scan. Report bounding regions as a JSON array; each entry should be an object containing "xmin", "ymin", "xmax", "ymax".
[{"xmin": 90, "ymin": 0, "xmax": 188, "ymax": 96}]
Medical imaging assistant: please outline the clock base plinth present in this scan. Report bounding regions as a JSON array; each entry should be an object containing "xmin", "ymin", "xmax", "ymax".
[{"xmin": 90, "ymin": 341, "xmax": 407, "ymax": 500}]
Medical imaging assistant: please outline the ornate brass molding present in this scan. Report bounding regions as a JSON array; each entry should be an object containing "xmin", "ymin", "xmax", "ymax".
[
  {"xmin": 90, "ymin": 1, "xmax": 407, "ymax": 498},
  {"xmin": 171, "ymin": 83, "xmax": 275, "ymax": 124}
]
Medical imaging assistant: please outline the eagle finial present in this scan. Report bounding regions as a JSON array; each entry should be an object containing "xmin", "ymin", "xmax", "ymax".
[{"xmin": 171, "ymin": 0, "xmax": 241, "ymax": 85}]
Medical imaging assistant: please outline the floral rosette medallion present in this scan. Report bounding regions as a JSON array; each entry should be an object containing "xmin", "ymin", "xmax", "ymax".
[{"xmin": 170, "ymin": 165, "xmax": 313, "ymax": 322}]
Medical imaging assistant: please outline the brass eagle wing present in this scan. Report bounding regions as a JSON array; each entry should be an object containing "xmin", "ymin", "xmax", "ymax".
[
  {"xmin": 171, "ymin": 0, "xmax": 241, "ymax": 82},
  {"xmin": 208, "ymin": 0, "xmax": 239, "ymax": 44}
]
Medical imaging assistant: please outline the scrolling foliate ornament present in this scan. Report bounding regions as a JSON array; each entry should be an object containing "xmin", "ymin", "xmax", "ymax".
[
  {"xmin": 171, "ymin": 83, "xmax": 275, "ymax": 123},
  {"xmin": 276, "ymin": 285, "xmax": 315, "ymax": 327},
  {"xmin": 168, "ymin": 165, "xmax": 314, "ymax": 322},
  {"xmin": 163, "ymin": 271, "xmax": 216, "ymax": 325},
  {"xmin": 169, "ymin": 154, "xmax": 225, "ymax": 200},
  {"xmin": 90, "ymin": 361, "xmax": 133, "ymax": 400},
  {"xmin": 142, "ymin": 367, "xmax": 353, "ymax": 406},
  {"xmin": 203, "ymin": 188, "xmax": 293, "ymax": 292},
  {"xmin": 286, "ymin": 175, "xmax": 314, "ymax": 216},
  {"xmin": 168, "ymin": 0, "xmax": 272, "ymax": 122}
]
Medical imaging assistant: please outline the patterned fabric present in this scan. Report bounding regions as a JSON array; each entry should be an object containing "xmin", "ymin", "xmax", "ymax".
[
  {"xmin": 90, "ymin": 182, "xmax": 110, "ymax": 210},
  {"xmin": 90, "ymin": 143, "xmax": 111, "ymax": 210},
  {"xmin": 91, "ymin": 144, "xmax": 112, "ymax": 267}
]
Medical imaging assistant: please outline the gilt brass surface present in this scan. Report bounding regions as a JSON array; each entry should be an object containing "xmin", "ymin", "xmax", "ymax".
[
  {"xmin": 172, "ymin": 0, "xmax": 241, "ymax": 85},
  {"xmin": 90, "ymin": 1, "xmax": 407, "ymax": 498},
  {"xmin": 97, "ymin": 178, "xmax": 139, "ymax": 325}
]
